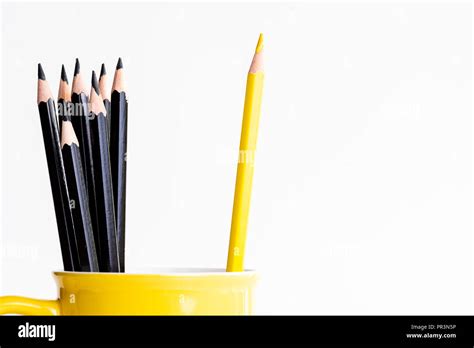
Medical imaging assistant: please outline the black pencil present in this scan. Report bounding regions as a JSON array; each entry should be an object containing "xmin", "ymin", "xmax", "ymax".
[
  {"xmin": 37, "ymin": 63, "xmax": 79, "ymax": 271},
  {"xmin": 110, "ymin": 58, "xmax": 128, "ymax": 272},
  {"xmin": 71, "ymin": 58, "xmax": 102, "ymax": 265},
  {"xmin": 61, "ymin": 120, "xmax": 100, "ymax": 272},
  {"xmin": 99, "ymin": 63, "xmax": 112, "ymax": 139},
  {"xmin": 57, "ymin": 65, "xmax": 71, "ymax": 135},
  {"xmin": 90, "ymin": 71, "xmax": 120, "ymax": 272}
]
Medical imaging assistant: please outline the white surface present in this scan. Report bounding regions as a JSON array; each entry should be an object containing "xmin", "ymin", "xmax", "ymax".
[{"xmin": 0, "ymin": 1, "xmax": 472, "ymax": 314}]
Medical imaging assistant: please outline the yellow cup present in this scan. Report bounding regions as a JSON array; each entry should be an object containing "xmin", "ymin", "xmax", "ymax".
[{"xmin": 0, "ymin": 268, "xmax": 257, "ymax": 315}]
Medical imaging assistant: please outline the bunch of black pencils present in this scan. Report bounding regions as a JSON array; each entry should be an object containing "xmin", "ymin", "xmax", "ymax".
[{"xmin": 37, "ymin": 58, "xmax": 128, "ymax": 273}]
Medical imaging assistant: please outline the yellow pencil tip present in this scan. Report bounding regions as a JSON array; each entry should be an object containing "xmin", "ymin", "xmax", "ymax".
[{"xmin": 255, "ymin": 33, "xmax": 264, "ymax": 53}]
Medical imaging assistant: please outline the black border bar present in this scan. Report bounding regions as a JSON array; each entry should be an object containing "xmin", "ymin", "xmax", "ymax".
[{"xmin": 0, "ymin": 316, "xmax": 473, "ymax": 345}]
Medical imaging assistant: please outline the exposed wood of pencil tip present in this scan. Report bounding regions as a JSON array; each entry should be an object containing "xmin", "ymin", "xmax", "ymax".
[
  {"xmin": 249, "ymin": 34, "xmax": 264, "ymax": 74},
  {"xmin": 99, "ymin": 64, "xmax": 111, "ymax": 101},
  {"xmin": 37, "ymin": 64, "xmax": 53, "ymax": 104},
  {"xmin": 72, "ymin": 59, "xmax": 88, "ymax": 95},
  {"xmin": 60, "ymin": 121, "xmax": 80, "ymax": 148},
  {"xmin": 58, "ymin": 65, "xmax": 72, "ymax": 102},
  {"xmin": 90, "ymin": 71, "xmax": 107, "ymax": 115},
  {"xmin": 112, "ymin": 58, "xmax": 125, "ymax": 93}
]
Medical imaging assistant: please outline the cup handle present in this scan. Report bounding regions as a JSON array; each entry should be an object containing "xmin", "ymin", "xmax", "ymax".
[{"xmin": 0, "ymin": 296, "xmax": 60, "ymax": 315}]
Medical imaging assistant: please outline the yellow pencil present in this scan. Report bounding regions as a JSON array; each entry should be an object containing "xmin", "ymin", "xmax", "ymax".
[{"xmin": 227, "ymin": 34, "xmax": 265, "ymax": 272}]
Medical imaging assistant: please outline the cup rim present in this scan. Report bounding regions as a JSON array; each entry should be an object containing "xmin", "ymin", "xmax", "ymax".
[{"xmin": 53, "ymin": 267, "xmax": 256, "ymax": 277}]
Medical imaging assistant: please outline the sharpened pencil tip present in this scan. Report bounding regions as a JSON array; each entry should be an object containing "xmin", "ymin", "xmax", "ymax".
[
  {"xmin": 38, "ymin": 63, "xmax": 46, "ymax": 80},
  {"xmin": 100, "ymin": 63, "xmax": 106, "ymax": 78},
  {"xmin": 61, "ymin": 65, "xmax": 68, "ymax": 83},
  {"xmin": 249, "ymin": 34, "xmax": 264, "ymax": 73},
  {"xmin": 60, "ymin": 120, "xmax": 80, "ymax": 148},
  {"xmin": 255, "ymin": 33, "xmax": 264, "ymax": 53},
  {"xmin": 74, "ymin": 58, "xmax": 80, "ymax": 76},
  {"xmin": 116, "ymin": 57, "xmax": 123, "ymax": 70},
  {"xmin": 91, "ymin": 71, "xmax": 99, "ymax": 95}
]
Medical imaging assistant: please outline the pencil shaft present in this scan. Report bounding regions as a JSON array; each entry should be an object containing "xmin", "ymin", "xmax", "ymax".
[
  {"xmin": 71, "ymin": 92, "xmax": 102, "ymax": 264},
  {"xmin": 110, "ymin": 90, "xmax": 128, "ymax": 272},
  {"xmin": 70, "ymin": 93, "xmax": 87, "ymax": 171},
  {"xmin": 103, "ymin": 98, "xmax": 112, "ymax": 141},
  {"xmin": 38, "ymin": 99, "xmax": 79, "ymax": 271},
  {"xmin": 62, "ymin": 142, "xmax": 99, "ymax": 272},
  {"xmin": 91, "ymin": 113, "xmax": 120, "ymax": 272}
]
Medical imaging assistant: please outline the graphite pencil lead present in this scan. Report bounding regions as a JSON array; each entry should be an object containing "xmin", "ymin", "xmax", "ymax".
[
  {"xmin": 91, "ymin": 71, "xmax": 100, "ymax": 95},
  {"xmin": 74, "ymin": 58, "xmax": 80, "ymax": 76},
  {"xmin": 100, "ymin": 64, "xmax": 106, "ymax": 78},
  {"xmin": 61, "ymin": 65, "xmax": 68, "ymax": 83},
  {"xmin": 116, "ymin": 57, "xmax": 123, "ymax": 70},
  {"xmin": 38, "ymin": 63, "xmax": 46, "ymax": 80}
]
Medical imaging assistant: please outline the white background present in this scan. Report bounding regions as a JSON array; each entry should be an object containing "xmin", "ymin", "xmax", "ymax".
[{"xmin": 0, "ymin": 1, "xmax": 472, "ymax": 314}]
